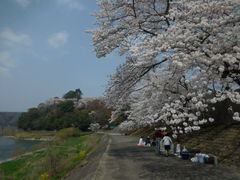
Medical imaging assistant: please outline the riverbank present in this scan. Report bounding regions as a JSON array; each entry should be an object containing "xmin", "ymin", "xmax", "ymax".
[
  {"xmin": 0, "ymin": 133, "xmax": 101, "ymax": 180},
  {"xmin": 0, "ymin": 148, "xmax": 46, "ymax": 164},
  {"xmin": 3, "ymin": 135, "xmax": 52, "ymax": 141},
  {"xmin": 0, "ymin": 136, "xmax": 46, "ymax": 163},
  {"xmin": 1, "ymin": 128, "xmax": 56, "ymax": 141}
]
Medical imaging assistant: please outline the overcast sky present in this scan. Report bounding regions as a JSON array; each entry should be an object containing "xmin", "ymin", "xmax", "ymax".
[{"xmin": 0, "ymin": 0, "xmax": 123, "ymax": 112}]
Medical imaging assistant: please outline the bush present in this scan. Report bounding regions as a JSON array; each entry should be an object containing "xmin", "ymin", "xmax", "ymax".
[
  {"xmin": 56, "ymin": 128, "xmax": 82, "ymax": 139},
  {"xmin": 73, "ymin": 150, "xmax": 87, "ymax": 160}
]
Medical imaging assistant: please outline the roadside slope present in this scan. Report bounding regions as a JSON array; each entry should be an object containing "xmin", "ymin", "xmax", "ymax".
[
  {"xmin": 129, "ymin": 122, "xmax": 240, "ymax": 171},
  {"xmin": 178, "ymin": 122, "xmax": 240, "ymax": 171},
  {"xmin": 64, "ymin": 134, "xmax": 110, "ymax": 180}
]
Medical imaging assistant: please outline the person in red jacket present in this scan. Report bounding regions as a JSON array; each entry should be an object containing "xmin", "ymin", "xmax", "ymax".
[{"xmin": 154, "ymin": 128, "xmax": 165, "ymax": 154}]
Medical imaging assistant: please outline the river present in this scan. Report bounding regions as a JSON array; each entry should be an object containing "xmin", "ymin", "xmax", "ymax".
[{"xmin": 0, "ymin": 137, "xmax": 43, "ymax": 161}]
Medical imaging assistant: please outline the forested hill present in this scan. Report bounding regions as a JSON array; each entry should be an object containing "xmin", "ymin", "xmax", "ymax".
[{"xmin": 0, "ymin": 112, "xmax": 22, "ymax": 127}]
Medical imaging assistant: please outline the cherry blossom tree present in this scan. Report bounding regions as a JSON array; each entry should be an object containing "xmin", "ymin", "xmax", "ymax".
[
  {"xmin": 89, "ymin": 0, "xmax": 240, "ymax": 137},
  {"xmin": 89, "ymin": 123, "xmax": 101, "ymax": 132}
]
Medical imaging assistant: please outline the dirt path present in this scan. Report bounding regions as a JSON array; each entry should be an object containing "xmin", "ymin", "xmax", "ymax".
[{"xmin": 64, "ymin": 134, "xmax": 240, "ymax": 180}]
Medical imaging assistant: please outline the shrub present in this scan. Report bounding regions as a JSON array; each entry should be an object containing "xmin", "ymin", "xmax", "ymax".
[
  {"xmin": 73, "ymin": 150, "xmax": 86, "ymax": 160},
  {"xmin": 40, "ymin": 173, "xmax": 49, "ymax": 180},
  {"xmin": 56, "ymin": 128, "xmax": 82, "ymax": 139}
]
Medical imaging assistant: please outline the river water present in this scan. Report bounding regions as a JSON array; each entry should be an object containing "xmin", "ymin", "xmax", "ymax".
[{"xmin": 0, "ymin": 137, "xmax": 43, "ymax": 161}]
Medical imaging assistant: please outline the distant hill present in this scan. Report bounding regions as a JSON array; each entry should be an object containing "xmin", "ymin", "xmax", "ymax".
[{"xmin": 0, "ymin": 112, "xmax": 22, "ymax": 127}]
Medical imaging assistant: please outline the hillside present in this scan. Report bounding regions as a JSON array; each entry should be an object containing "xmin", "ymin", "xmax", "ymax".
[
  {"xmin": 0, "ymin": 112, "xmax": 21, "ymax": 127},
  {"xmin": 129, "ymin": 122, "xmax": 240, "ymax": 171},
  {"xmin": 177, "ymin": 122, "xmax": 240, "ymax": 170}
]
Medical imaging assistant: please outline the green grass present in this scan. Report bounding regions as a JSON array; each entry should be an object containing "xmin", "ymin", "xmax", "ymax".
[
  {"xmin": 3, "ymin": 128, "xmax": 56, "ymax": 141},
  {"xmin": 0, "ymin": 134, "xmax": 101, "ymax": 180},
  {"xmin": 0, "ymin": 151, "xmax": 46, "ymax": 179}
]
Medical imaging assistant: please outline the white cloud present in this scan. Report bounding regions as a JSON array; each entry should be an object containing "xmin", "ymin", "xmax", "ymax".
[
  {"xmin": 15, "ymin": 0, "xmax": 31, "ymax": 8},
  {"xmin": 56, "ymin": 0, "xmax": 84, "ymax": 10},
  {"xmin": 0, "ymin": 51, "xmax": 15, "ymax": 68},
  {"xmin": 0, "ymin": 28, "xmax": 31, "ymax": 46},
  {"xmin": 0, "ymin": 51, "xmax": 15, "ymax": 78},
  {"xmin": 48, "ymin": 31, "xmax": 69, "ymax": 48}
]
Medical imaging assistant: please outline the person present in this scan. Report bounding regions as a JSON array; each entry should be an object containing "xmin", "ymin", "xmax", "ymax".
[
  {"xmin": 176, "ymin": 144, "xmax": 181, "ymax": 157},
  {"xmin": 162, "ymin": 133, "xmax": 173, "ymax": 156},
  {"xmin": 154, "ymin": 129, "xmax": 165, "ymax": 139},
  {"xmin": 151, "ymin": 137, "xmax": 156, "ymax": 146},
  {"xmin": 154, "ymin": 129, "xmax": 165, "ymax": 154},
  {"xmin": 137, "ymin": 136, "xmax": 145, "ymax": 146},
  {"xmin": 145, "ymin": 136, "xmax": 151, "ymax": 146}
]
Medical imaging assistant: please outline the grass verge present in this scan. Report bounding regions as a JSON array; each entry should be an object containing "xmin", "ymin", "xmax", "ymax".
[
  {"xmin": 3, "ymin": 128, "xmax": 56, "ymax": 140},
  {"xmin": 0, "ymin": 129, "xmax": 100, "ymax": 180}
]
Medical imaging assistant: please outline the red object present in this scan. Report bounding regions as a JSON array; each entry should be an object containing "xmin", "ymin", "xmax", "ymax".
[{"xmin": 154, "ymin": 130, "xmax": 164, "ymax": 139}]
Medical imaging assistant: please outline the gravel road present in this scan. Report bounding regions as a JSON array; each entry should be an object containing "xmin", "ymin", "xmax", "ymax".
[{"xmin": 64, "ymin": 134, "xmax": 240, "ymax": 180}]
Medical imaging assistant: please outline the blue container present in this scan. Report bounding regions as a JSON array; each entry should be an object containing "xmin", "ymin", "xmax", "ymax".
[{"xmin": 181, "ymin": 152, "xmax": 189, "ymax": 160}]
